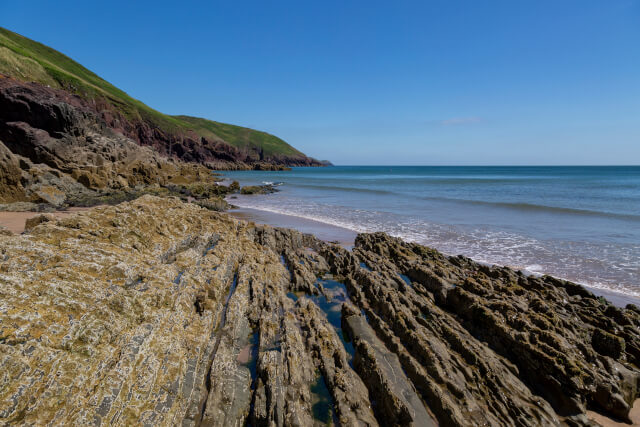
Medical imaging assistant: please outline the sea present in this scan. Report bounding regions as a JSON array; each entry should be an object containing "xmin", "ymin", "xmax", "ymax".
[{"xmin": 221, "ymin": 166, "xmax": 640, "ymax": 299}]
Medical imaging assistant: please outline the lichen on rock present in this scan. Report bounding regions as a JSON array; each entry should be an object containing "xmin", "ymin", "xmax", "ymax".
[{"xmin": 0, "ymin": 196, "xmax": 638, "ymax": 426}]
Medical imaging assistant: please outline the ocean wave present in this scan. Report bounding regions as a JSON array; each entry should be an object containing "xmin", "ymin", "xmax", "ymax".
[
  {"xmin": 418, "ymin": 196, "xmax": 640, "ymax": 221},
  {"xmin": 264, "ymin": 182, "xmax": 639, "ymax": 221},
  {"xmin": 293, "ymin": 183, "xmax": 397, "ymax": 196}
]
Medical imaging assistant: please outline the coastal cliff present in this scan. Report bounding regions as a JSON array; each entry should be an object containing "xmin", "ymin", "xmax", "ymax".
[
  {"xmin": 0, "ymin": 76, "xmax": 221, "ymax": 206},
  {"xmin": 0, "ymin": 26, "xmax": 326, "ymax": 207},
  {"xmin": 1, "ymin": 195, "xmax": 638, "ymax": 426},
  {"xmin": 0, "ymin": 25, "xmax": 637, "ymax": 427}
]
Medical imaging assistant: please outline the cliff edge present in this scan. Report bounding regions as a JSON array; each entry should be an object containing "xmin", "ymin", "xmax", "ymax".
[{"xmin": 0, "ymin": 27, "xmax": 325, "ymax": 203}]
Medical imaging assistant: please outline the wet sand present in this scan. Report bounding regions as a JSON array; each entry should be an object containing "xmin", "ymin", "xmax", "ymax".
[
  {"xmin": 588, "ymin": 399, "xmax": 640, "ymax": 426},
  {"xmin": 227, "ymin": 205, "xmax": 640, "ymax": 309},
  {"xmin": 584, "ymin": 287, "xmax": 640, "ymax": 310},
  {"xmin": 229, "ymin": 206, "xmax": 357, "ymax": 248},
  {"xmin": 0, "ymin": 207, "xmax": 94, "ymax": 234}
]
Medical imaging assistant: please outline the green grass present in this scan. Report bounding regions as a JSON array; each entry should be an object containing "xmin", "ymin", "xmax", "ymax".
[
  {"xmin": 0, "ymin": 27, "xmax": 305, "ymax": 158},
  {"xmin": 175, "ymin": 116, "xmax": 302, "ymax": 157}
]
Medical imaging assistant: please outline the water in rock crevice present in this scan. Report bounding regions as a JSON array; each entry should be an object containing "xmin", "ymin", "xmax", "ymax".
[{"xmin": 307, "ymin": 279, "xmax": 356, "ymax": 363}]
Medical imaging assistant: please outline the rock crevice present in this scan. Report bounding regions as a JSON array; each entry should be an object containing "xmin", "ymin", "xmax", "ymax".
[{"xmin": 0, "ymin": 197, "xmax": 638, "ymax": 426}]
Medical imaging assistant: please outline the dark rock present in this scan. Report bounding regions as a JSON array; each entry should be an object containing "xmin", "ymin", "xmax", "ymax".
[
  {"xmin": 0, "ymin": 77, "xmax": 283, "ymax": 209},
  {"xmin": 195, "ymin": 197, "xmax": 229, "ymax": 212},
  {"xmin": 24, "ymin": 213, "xmax": 54, "ymax": 231},
  {"xmin": 324, "ymin": 232, "xmax": 640, "ymax": 425},
  {"xmin": 0, "ymin": 76, "xmax": 326, "ymax": 171},
  {"xmin": 252, "ymin": 162, "xmax": 292, "ymax": 171},
  {"xmin": 240, "ymin": 185, "xmax": 278, "ymax": 195},
  {"xmin": 593, "ymin": 328, "xmax": 626, "ymax": 359},
  {"xmin": 343, "ymin": 310, "xmax": 436, "ymax": 426}
]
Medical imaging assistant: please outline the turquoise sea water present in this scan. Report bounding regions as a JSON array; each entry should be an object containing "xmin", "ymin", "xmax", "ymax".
[{"xmin": 222, "ymin": 166, "xmax": 640, "ymax": 297}]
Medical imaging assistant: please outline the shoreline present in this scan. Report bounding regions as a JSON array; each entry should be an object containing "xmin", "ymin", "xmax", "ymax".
[
  {"xmin": 228, "ymin": 206, "xmax": 357, "ymax": 248},
  {"xmin": 1, "ymin": 198, "xmax": 637, "ymax": 309},
  {"xmin": 228, "ymin": 204, "xmax": 640, "ymax": 309},
  {"xmin": 1, "ymin": 194, "xmax": 639, "ymax": 425}
]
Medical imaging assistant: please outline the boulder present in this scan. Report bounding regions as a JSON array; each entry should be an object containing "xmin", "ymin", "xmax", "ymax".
[
  {"xmin": 195, "ymin": 197, "xmax": 229, "ymax": 212},
  {"xmin": 240, "ymin": 185, "xmax": 277, "ymax": 195},
  {"xmin": 24, "ymin": 213, "xmax": 54, "ymax": 231},
  {"xmin": 30, "ymin": 185, "xmax": 66, "ymax": 207}
]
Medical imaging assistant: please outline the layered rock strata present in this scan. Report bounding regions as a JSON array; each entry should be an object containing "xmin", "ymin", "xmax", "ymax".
[
  {"xmin": 1, "ymin": 196, "xmax": 638, "ymax": 426},
  {"xmin": 0, "ymin": 75, "xmax": 229, "ymax": 208},
  {"xmin": 0, "ymin": 75, "xmax": 324, "ymax": 182}
]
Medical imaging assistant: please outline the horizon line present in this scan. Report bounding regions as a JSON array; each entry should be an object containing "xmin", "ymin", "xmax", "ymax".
[{"xmin": 311, "ymin": 164, "xmax": 640, "ymax": 167}]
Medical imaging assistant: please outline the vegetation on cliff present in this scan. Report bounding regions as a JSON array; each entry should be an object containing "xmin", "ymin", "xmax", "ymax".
[{"xmin": 0, "ymin": 27, "xmax": 313, "ymax": 162}]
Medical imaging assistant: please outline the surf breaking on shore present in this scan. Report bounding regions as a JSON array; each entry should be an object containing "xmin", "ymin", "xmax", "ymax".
[
  {"xmin": 220, "ymin": 166, "xmax": 640, "ymax": 302},
  {"xmin": 228, "ymin": 203, "xmax": 640, "ymax": 309},
  {"xmin": 227, "ymin": 193, "xmax": 639, "ymax": 296}
]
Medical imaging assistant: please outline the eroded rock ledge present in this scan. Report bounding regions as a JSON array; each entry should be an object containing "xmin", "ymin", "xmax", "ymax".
[{"xmin": 1, "ymin": 196, "xmax": 638, "ymax": 426}]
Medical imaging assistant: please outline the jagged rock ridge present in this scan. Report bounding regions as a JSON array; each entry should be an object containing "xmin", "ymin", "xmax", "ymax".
[{"xmin": 1, "ymin": 196, "xmax": 638, "ymax": 426}]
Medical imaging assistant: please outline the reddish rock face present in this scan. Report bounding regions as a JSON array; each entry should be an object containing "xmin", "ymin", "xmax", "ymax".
[
  {"xmin": 0, "ymin": 76, "xmax": 223, "ymax": 206},
  {"xmin": 0, "ymin": 76, "xmax": 323, "ymax": 168}
]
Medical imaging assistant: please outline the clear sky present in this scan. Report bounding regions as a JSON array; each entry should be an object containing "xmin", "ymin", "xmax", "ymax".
[{"xmin": 1, "ymin": 1, "xmax": 639, "ymax": 165}]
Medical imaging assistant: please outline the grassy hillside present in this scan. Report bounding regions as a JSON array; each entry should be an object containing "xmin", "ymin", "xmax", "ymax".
[
  {"xmin": 0, "ymin": 27, "xmax": 304, "ymax": 157},
  {"xmin": 175, "ymin": 116, "xmax": 302, "ymax": 157}
]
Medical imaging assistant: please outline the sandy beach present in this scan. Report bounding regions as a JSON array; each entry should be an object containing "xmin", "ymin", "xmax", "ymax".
[
  {"xmin": 0, "ymin": 207, "xmax": 95, "ymax": 234},
  {"xmin": 588, "ymin": 399, "xmax": 640, "ymax": 426},
  {"xmin": 229, "ymin": 206, "xmax": 357, "ymax": 248}
]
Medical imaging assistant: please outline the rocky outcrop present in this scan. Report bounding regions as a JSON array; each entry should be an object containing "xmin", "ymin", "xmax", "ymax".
[
  {"xmin": 0, "ymin": 75, "xmax": 325, "ymax": 173},
  {"xmin": 0, "ymin": 76, "xmax": 244, "ymax": 209},
  {"xmin": 0, "ymin": 138, "xmax": 97, "ymax": 207},
  {"xmin": 240, "ymin": 184, "xmax": 279, "ymax": 195},
  {"xmin": 0, "ymin": 78, "xmax": 213, "ymax": 180},
  {"xmin": 0, "ymin": 196, "xmax": 638, "ymax": 426},
  {"xmin": 324, "ymin": 233, "xmax": 640, "ymax": 425},
  {"xmin": 0, "ymin": 75, "xmax": 326, "ymax": 210},
  {"xmin": 0, "ymin": 138, "xmax": 25, "ymax": 202}
]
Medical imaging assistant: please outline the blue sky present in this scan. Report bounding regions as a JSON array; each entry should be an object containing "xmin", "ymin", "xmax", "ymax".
[{"xmin": 1, "ymin": 1, "xmax": 639, "ymax": 165}]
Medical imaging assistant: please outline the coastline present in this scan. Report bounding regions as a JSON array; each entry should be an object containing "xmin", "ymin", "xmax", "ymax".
[
  {"xmin": 3, "ymin": 199, "xmax": 635, "ymax": 309},
  {"xmin": 2, "ymin": 194, "xmax": 640, "ymax": 425},
  {"xmin": 228, "ymin": 206, "xmax": 357, "ymax": 248},
  {"xmin": 228, "ymin": 203, "xmax": 640, "ymax": 309},
  {"xmin": 3, "ymin": 200, "xmax": 635, "ymax": 309},
  {"xmin": 1, "ymin": 19, "xmax": 638, "ymax": 426}
]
